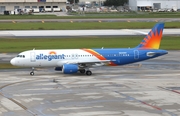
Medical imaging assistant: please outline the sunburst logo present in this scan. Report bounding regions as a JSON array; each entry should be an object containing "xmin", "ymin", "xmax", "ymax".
[
  {"xmin": 49, "ymin": 51, "xmax": 56, "ymax": 55},
  {"xmin": 138, "ymin": 23, "xmax": 164, "ymax": 49},
  {"xmin": 141, "ymin": 29, "xmax": 162, "ymax": 49}
]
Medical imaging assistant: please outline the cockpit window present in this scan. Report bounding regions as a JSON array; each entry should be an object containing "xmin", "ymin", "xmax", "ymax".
[{"xmin": 16, "ymin": 55, "xmax": 25, "ymax": 58}]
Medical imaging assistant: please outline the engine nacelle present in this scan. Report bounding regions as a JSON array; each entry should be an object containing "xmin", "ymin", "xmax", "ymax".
[
  {"xmin": 62, "ymin": 64, "xmax": 78, "ymax": 74},
  {"xmin": 55, "ymin": 67, "xmax": 62, "ymax": 71}
]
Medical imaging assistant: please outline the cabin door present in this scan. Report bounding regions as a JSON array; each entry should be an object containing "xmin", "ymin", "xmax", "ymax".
[
  {"xmin": 30, "ymin": 52, "xmax": 36, "ymax": 62},
  {"xmin": 134, "ymin": 50, "xmax": 139, "ymax": 60}
]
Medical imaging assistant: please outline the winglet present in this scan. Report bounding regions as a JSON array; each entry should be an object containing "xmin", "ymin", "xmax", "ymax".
[{"xmin": 136, "ymin": 23, "xmax": 164, "ymax": 49}]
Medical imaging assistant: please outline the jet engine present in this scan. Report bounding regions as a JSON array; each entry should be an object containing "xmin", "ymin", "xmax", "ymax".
[{"xmin": 62, "ymin": 64, "xmax": 78, "ymax": 74}]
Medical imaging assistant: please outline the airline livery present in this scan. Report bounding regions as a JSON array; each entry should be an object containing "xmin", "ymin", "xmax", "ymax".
[{"xmin": 10, "ymin": 23, "xmax": 168, "ymax": 76}]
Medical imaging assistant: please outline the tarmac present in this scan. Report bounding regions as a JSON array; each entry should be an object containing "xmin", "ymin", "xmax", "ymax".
[
  {"xmin": 1, "ymin": 29, "xmax": 180, "ymax": 37},
  {"xmin": 0, "ymin": 51, "xmax": 180, "ymax": 116}
]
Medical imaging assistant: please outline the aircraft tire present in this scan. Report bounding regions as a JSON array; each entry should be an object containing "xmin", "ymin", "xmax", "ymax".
[
  {"xmin": 86, "ymin": 71, "xmax": 92, "ymax": 76},
  {"xmin": 30, "ymin": 72, "xmax": 34, "ymax": 76},
  {"xmin": 80, "ymin": 69, "xmax": 86, "ymax": 74}
]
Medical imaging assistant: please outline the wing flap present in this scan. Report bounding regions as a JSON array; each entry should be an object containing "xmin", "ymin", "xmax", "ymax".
[
  {"xmin": 57, "ymin": 60, "xmax": 112, "ymax": 67},
  {"xmin": 68, "ymin": 60, "xmax": 111, "ymax": 64}
]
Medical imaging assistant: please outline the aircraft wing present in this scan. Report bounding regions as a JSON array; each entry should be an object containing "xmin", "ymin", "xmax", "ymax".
[
  {"xmin": 68, "ymin": 60, "xmax": 111, "ymax": 64},
  {"xmin": 71, "ymin": 60, "xmax": 111, "ymax": 67},
  {"xmin": 57, "ymin": 60, "xmax": 111, "ymax": 67}
]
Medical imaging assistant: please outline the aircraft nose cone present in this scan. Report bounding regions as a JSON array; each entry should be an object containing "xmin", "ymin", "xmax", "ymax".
[{"xmin": 10, "ymin": 58, "xmax": 16, "ymax": 65}]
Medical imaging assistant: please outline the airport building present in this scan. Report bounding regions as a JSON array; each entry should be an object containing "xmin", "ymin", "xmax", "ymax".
[
  {"xmin": 0, "ymin": 0, "xmax": 67, "ymax": 13},
  {"xmin": 128, "ymin": 0, "xmax": 180, "ymax": 11},
  {"xmin": 79, "ymin": 0, "xmax": 105, "ymax": 3},
  {"xmin": 78, "ymin": 0, "xmax": 105, "ymax": 6}
]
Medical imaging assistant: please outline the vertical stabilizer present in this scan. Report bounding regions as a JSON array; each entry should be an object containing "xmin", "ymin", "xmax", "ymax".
[{"xmin": 136, "ymin": 23, "xmax": 164, "ymax": 49}]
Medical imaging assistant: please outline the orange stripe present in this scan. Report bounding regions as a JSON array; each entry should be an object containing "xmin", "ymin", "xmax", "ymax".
[
  {"xmin": 108, "ymin": 62, "xmax": 118, "ymax": 66},
  {"xmin": 82, "ymin": 49, "xmax": 106, "ymax": 60},
  {"xmin": 82, "ymin": 49, "xmax": 118, "ymax": 66}
]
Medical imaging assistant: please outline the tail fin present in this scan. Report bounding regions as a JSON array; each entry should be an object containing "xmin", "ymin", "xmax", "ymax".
[{"xmin": 136, "ymin": 23, "xmax": 164, "ymax": 49}]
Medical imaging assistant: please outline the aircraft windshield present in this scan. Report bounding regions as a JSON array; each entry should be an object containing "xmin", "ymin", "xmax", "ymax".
[{"xmin": 16, "ymin": 55, "xmax": 25, "ymax": 58}]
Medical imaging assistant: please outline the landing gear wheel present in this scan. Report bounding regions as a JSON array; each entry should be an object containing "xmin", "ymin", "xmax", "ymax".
[
  {"xmin": 30, "ymin": 72, "xmax": 34, "ymax": 76},
  {"xmin": 30, "ymin": 67, "xmax": 35, "ymax": 76},
  {"xmin": 86, "ymin": 70, "xmax": 92, "ymax": 76},
  {"xmin": 80, "ymin": 69, "xmax": 86, "ymax": 74}
]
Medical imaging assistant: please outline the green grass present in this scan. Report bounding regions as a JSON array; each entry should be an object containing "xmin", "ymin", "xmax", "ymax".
[
  {"xmin": 0, "ymin": 36, "xmax": 180, "ymax": 53},
  {"xmin": 0, "ymin": 63, "xmax": 20, "ymax": 69},
  {"xmin": 0, "ymin": 15, "xmax": 58, "ymax": 19},
  {"xmin": 80, "ymin": 12, "xmax": 180, "ymax": 18},
  {"xmin": 1, "ymin": 12, "xmax": 180, "ymax": 19},
  {"xmin": 1, "ymin": 22, "xmax": 180, "ymax": 30}
]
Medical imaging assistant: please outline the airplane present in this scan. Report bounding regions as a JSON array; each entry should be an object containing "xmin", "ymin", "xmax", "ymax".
[{"xmin": 10, "ymin": 23, "xmax": 168, "ymax": 76}]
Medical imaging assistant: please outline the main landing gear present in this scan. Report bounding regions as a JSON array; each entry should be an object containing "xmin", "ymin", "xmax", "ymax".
[
  {"xmin": 29, "ymin": 68, "xmax": 92, "ymax": 76},
  {"xmin": 79, "ymin": 69, "xmax": 92, "ymax": 76},
  {"xmin": 86, "ymin": 70, "xmax": 92, "ymax": 76},
  {"xmin": 30, "ymin": 67, "xmax": 35, "ymax": 76}
]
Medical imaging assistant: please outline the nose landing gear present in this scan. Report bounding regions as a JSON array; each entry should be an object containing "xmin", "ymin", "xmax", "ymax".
[{"xmin": 30, "ymin": 67, "xmax": 35, "ymax": 76}]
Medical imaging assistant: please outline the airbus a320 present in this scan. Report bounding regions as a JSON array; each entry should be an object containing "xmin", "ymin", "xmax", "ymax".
[{"xmin": 10, "ymin": 23, "xmax": 168, "ymax": 76}]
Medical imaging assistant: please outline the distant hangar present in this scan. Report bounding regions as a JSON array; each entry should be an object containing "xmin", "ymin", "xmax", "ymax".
[
  {"xmin": 0, "ymin": 0, "xmax": 66, "ymax": 13},
  {"xmin": 129, "ymin": 0, "xmax": 180, "ymax": 11}
]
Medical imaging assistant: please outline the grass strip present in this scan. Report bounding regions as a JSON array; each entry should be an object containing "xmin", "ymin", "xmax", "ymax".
[
  {"xmin": 0, "ymin": 63, "xmax": 20, "ymax": 69},
  {"xmin": 1, "ymin": 12, "xmax": 180, "ymax": 19},
  {"xmin": 0, "ymin": 36, "xmax": 180, "ymax": 53},
  {"xmin": 0, "ymin": 22, "xmax": 180, "ymax": 30}
]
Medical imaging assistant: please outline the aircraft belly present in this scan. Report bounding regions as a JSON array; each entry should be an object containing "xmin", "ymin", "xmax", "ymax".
[
  {"xmin": 40, "ymin": 60, "xmax": 57, "ymax": 67},
  {"xmin": 27, "ymin": 60, "xmax": 57, "ymax": 67}
]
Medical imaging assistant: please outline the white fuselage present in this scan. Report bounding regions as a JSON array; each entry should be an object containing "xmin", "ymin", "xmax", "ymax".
[{"xmin": 10, "ymin": 49, "xmax": 107, "ymax": 67}]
